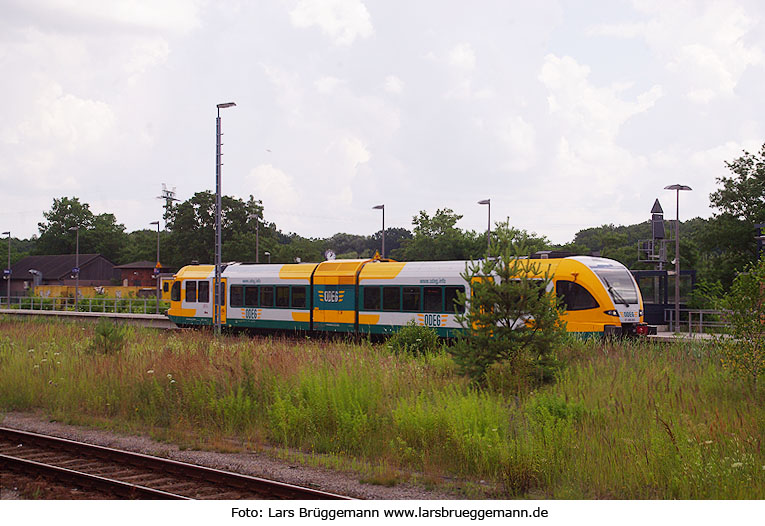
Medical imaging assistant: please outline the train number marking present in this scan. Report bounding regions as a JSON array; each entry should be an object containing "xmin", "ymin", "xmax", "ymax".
[
  {"xmin": 418, "ymin": 313, "xmax": 446, "ymax": 328},
  {"xmin": 243, "ymin": 308, "xmax": 260, "ymax": 320},
  {"xmin": 319, "ymin": 290, "xmax": 345, "ymax": 303}
]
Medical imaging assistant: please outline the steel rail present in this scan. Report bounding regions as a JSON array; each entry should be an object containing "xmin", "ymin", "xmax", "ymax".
[
  {"xmin": 0, "ymin": 453, "xmax": 188, "ymax": 499},
  {"xmin": 0, "ymin": 427, "xmax": 352, "ymax": 500}
]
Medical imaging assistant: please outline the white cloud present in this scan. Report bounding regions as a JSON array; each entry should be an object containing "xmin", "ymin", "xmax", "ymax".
[
  {"xmin": 448, "ymin": 42, "xmax": 476, "ymax": 70},
  {"xmin": 496, "ymin": 116, "xmax": 537, "ymax": 172},
  {"xmin": 315, "ymin": 75, "xmax": 345, "ymax": 94},
  {"xmin": 124, "ymin": 37, "xmax": 170, "ymax": 84},
  {"xmin": 539, "ymin": 54, "xmax": 662, "ymax": 141},
  {"xmin": 16, "ymin": 83, "xmax": 115, "ymax": 153},
  {"xmin": 247, "ymin": 164, "xmax": 301, "ymax": 218},
  {"xmin": 590, "ymin": 0, "xmax": 763, "ymax": 103},
  {"xmin": 290, "ymin": 0, "xmax": 374, "ymax": 45},
  {"xmin": 5, "ymin": 0, "xmax": 203, "ymax": 34},
  {"xmin": 384, "ymin": 75, "xmax": 403, "ymax": 94}
]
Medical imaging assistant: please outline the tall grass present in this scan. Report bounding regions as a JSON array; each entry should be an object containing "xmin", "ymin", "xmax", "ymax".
[{"xmin": 0, "ymin": 316, "xmax": 761, "ymax": 498}]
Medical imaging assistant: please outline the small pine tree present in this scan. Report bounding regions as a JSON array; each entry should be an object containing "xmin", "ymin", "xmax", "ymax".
[{"xmin": 450, "ymin": 242, "xmax": 566, "ymax": 384}]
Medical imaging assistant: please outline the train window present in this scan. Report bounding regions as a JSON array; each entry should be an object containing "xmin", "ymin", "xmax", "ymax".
[
  {"xmin": 260, "ymin": 286, "xmax": 274, "ymax": 307},
  {"xmin": 444, "ymin": 286, "xmax": 465, "ymax": 313},
  {"xmin": 276, "ymin": 286, "xmax": 290, "ymax": 307},
  {"xmin": 171, "ymin": 281, "xmax": 181, "ymax": 302},
  {"xmin": 230, "ymin": 285, "xmax": 244, "ymax": 307},
  {"xmin": 402, "ymin": 287, "xmax": 421, "ymax": 311},
  {"xmin": 363, "ymin": 286, "xmax": 381, "ymax": 310},
  {"xmin": 423, "ymin": 287, "xmax": 442, "ymax": 312},
  {"xmin": 198, "ymin": 281, "xmax": 210, "ymax": 303},
  {"xmin": 292, "ymin": 286, "xmax": 307, "ymax": 308},
  {"xmin": 185, "ymin": 280, "xmax": 197, "ymax": 303},
  {"xmin": 556, "ymin": 280, "xmax": 599, "ymax": 311},
  {"xmin": 163, "ymin": 282, "xmax": 170, "ymax": 293},
  {"xmin": 244, "ymin": 286, "xmax": 259, "ymax": 307},
  {"xmin": 219, "ymin": 285, "xmax": 225, "ymax": 306},
  {"xmin": 382, "ymin": 286, "xmax": 400, "ymax": 311}
]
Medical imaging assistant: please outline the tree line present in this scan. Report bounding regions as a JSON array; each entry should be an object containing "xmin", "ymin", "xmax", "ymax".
[{"xmin": 4, "ymin": 144, "xmax": 764, "ymax": 292}]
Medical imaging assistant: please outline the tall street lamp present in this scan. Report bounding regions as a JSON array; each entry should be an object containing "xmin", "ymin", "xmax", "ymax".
[
  {"xmin": 664, "ymin": 184, "xmax": 692, "ymax": 331},
  {"xmin": 248, "ymin": 212, "xmax": 259, "ymax": 263},
  {"xmin": 68, "ymin": 225, "xmax": 80, "ymax": 311},
  {"xmin": 150, "ymin": 221, "xmax": 161, "ymax": 314},
  {"xmin": 478, "ymin": 199, "xmax": 491, "ymax": 258},
  {"xmin": 372, "ymin": 204, "xmax": 385, "ymax": 258},
  {"xmin": 215, "ymin": 102, "xmax": 236, "ymax": 335},
  {"xmin": 264, "ymin": 251, "xmax": 271, "ymax": 264},
  {"xmin": 2, "ymin": 231, "xmax": 9, "ymax": 308}
]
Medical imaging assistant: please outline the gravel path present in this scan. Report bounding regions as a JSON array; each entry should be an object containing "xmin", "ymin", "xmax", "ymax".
[{"xmin": 1, "ymin": 411, "xmax": 461, "ymax": 500}]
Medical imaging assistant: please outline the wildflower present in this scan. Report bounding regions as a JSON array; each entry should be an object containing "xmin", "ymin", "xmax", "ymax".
[
  {"xmin": 40, "ymin": 359, "xmax": 47, "ymax": 363},
  {"xmin": 166, "ymin": 373, "xmax": 172, "ymax": 379},
  {"xmin": 54, "ymin": 352, "xmax": 60, "ymax": 357},
  {"xmin": 731, "ymin": 462, "xmax": 743, "ymax": 468},
  {"xmin": 147, "ymin": 369, "xmax": 155, "ymax": 375},
  {"xmin": 704, "ymin": 440, "xmax": 713, "ymax": 445},
  {"xmin": 170, "ymin": 379, "xmax": 176, "ymax": 384},
  {"xmin": 28, "ymin": 349, "xmax": 34, "ymax": 354}
]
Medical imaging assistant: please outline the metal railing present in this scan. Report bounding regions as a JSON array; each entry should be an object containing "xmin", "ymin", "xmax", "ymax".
[
  {"xmin": 664, "ymin": 308, "xmax": 730, "ymax": 334},
  {"xmin": 0, "ymin": 296, "xmax": 169, "ymax": 315}
]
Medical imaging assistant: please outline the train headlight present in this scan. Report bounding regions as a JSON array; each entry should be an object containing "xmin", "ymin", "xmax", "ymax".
[
  {"xmin": 639, "ymin": 309, "xmax": 644, "ymax": 317},
  {"xmin": 604, "ymin": 310, "xmax": 619, "ymax": 316}
]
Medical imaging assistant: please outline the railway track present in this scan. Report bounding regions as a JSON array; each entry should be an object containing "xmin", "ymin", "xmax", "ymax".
[{"xmin": 0, "ymin": 427, "xmax": 352, "ymax": 500}]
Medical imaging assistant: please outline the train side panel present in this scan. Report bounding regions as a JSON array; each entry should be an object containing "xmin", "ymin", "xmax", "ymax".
[
  {"xmin": 167, "ymin": 265, "xmax": 215, "ymax": 326},
  {"xmin": 357, "ymin": 260, "xmax": 469, "ymax": 337},
  {"xmin": 312, "ymin": 260, "xmax": 366, "ymax": 332},
  {"xmin": 225, "ymin": 263, "xmax": 316, "ymax": 331}
]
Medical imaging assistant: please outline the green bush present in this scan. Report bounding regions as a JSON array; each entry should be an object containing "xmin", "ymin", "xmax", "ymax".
[
  {"xmin": 90, "ymin": 317, "xmax": 130, "ymax": 354},
  {"xmin": 387, "ymin": 320, "xmax": 442, "ymax": 356},
  {"xmin": 717, "ymin": 257, "xmax": 765, "ymax": 389}
]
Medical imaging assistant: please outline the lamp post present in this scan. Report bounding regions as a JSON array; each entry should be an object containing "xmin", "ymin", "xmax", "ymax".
[
  {"xmin": 2, "ymin": 231, "xmax": 9, "ymax": 308},
  {"xmin": 215, "ymin": 102, "xmax": 236, "ymax": 335},
  {"xmin": 150, "ymin": 221, "xmax": 161, "ymax": 314},
  {"xmin": 68, "ymin": 226, "xmax": 80, "ymax": 311},
  {"xmin": 478, "ymin": 199, "xmax": 491, "ymax": 258},
  {"xmin": 664, "ymin": 184, "xmax": 692, "ymax": 331},
  {"xmin": 372, "ymin": 204, "xmax": 385, "ymax": 258},
  {"xmin": 248, "ymin": 212, "xmax": 259, "ymax": 263},
  {"xmin": 264, "ymin": 251, "xmax": 271, "ymax": 264}
]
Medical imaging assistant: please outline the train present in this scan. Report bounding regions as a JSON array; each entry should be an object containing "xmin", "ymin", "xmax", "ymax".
[{"xmin": 166, "ymin": 255, "xmax": 653, "ymax": 337}]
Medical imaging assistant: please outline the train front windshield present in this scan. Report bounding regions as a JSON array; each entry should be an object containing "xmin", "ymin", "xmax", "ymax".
[{"xmin": 592, "ymin": 269, "xmax": 639, "ymax": 306}]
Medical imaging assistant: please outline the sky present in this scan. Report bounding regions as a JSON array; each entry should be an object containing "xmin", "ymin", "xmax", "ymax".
[{"xmin": 1, "ymin": 0, "xmax": 764, "ymax": 245}]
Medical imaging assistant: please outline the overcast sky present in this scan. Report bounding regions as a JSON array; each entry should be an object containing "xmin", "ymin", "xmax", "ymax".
[{"xmin": 1, "ymin": 0, "xmax": 764, "ymax": 245}]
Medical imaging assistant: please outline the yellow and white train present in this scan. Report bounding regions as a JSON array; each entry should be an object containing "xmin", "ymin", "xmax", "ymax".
[{"xmin": 166, "ymin": 255, "xmax": 652, "ymax": 337}]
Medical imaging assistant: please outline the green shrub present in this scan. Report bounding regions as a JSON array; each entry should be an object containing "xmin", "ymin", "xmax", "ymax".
[
  {"xmin": 717, "ymin": 257, "xmax": 765, "ymax": 389},
  {"xmin": 90, "ymin": 317, "xmax": 129, "ymax": 354},
  {"xmin": 387, "ymin": 320, "xmax": 442, "ymax": 356}
]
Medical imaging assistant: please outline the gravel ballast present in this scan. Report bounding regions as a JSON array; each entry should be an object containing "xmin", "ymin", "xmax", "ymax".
[{"xmin": 1, "ymin": 411, "xmax": 460, "ymax": 500}]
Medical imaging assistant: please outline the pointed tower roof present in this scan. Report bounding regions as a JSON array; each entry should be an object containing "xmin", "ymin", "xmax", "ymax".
[{"xmin": 651, "ymin": 199, "xmax": 663, "ymax": 214}]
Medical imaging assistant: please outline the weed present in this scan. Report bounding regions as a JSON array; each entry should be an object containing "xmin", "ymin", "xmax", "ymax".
[{"xmin": 387, "ymin": 320, "xmax": 442, "ymax": 356}]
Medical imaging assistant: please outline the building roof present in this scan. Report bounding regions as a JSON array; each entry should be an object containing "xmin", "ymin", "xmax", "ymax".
[
  {"xmin": 114, "ymin": 261, "xmax": 158, "ymax": 270},
  {"xmin": 10, "ymin": 254, "xmax": 108, "ymax": 280}
]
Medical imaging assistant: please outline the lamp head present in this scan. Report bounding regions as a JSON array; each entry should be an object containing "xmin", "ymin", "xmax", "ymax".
[
  {"xmin": 478, "ymin": 199, "xmax": 490, "ymax": 205},
  {"xmin": 217, "ymin": 102, "xmax": 236, "ymax": 109},
  {"xmin": 372, "ymin": 204, "xmax": 384, "ymax": 210},
  {"xmin": 664, "ymin": 184, "xmax": 692, "ymax": 191}
]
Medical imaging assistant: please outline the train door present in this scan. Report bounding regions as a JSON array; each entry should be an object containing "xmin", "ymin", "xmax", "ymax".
[
  {"xmin": 220, "ymin": 278, "xmax": 227, "ymax": 324},
  {"xmin": 213, "ymin": 278, "xmax": 227, "ymax": 324}
]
